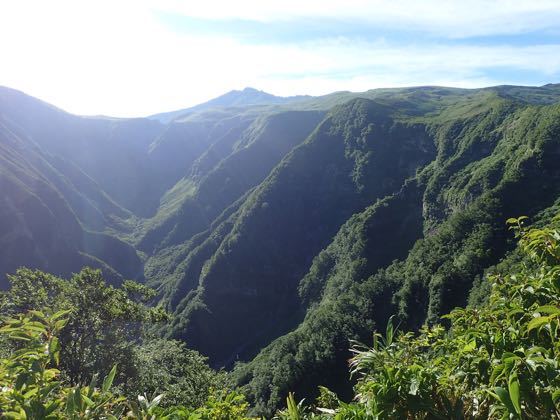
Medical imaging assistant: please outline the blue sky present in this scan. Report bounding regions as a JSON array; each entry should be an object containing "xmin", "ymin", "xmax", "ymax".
[{"xmin": 1, "ymin": 0, "xmax": 559, "ymax": 116}]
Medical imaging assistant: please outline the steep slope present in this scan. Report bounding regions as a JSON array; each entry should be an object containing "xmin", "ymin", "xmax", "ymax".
[
  {"xmin": 165, "ymin": 98, "xmax": 436, "ymax": 366},
  {"xmin": 0, "ymin": 87, "xmax": 322, "ymax": 287},
  {"xmin": 0, "ymin": 86, "xmax": 229, "ymax": 284},
  {"xmin": 0, "ymin": 86, "xmax": 166, "ymax": 217},
  {"xmin": 232, "ymin": 96, "xmax": 560, "ymax": 416},
  {"xmin": 140, "ymin": 110, "xmax": 325, "ymax": 254},
  {"xmin": 0, "ymin": 117, "xmax": 142, "ymax": 287},
  {"xmin": 143, "ymin": 114, "xmax": 257, "ymax": 219},
  {"xmin": 0, "ymin": 86, "xmax": 254, "ymax": 220}
]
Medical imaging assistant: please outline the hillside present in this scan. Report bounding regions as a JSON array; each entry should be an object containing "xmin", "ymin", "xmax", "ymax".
[{"xmin": 1, "ymin": 83, "xmax": 560, "ymax": 415}]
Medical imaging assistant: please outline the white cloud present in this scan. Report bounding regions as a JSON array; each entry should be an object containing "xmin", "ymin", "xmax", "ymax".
[
  {"xmin": 155, "ymin": 0, "xmax": 560, "ymax": 38},
  {"xmin": 0, "ymin": 1, "xmax": 559, "ymax": 116},
  {"xmin": 256, "ymin": 41, "xmax": 560, "ymax": 96}
]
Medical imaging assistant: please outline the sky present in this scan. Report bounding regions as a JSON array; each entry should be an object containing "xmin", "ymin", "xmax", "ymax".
[{"xmin": 1, "ymin": 0, "xmax": 560, "ymax": 117}]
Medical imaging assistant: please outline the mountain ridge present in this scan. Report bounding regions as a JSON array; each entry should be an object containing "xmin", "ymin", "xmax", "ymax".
[
  {"xmin": 148, "ymin": 87, "xmax": 312, "ymax": 124},
  {"xmin": 1, "ymin": 82, "xmax": 560, "ymax": 416}
]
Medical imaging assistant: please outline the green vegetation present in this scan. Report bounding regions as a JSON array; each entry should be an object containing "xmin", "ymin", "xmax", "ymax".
[
  {"xmin": 0, "ymin": 310, "xmax": 252, "ymax": 418},
  {"xmin": 272, "ymin": 215, "xmax": 560, "ymax": 419},
  {"xmin": 0, "ymin": 268, "xmax": 232, "ymax": 416},
  {"xmin": 166, "ymin": 98, "xmax": 436, "ymax": 367},
  {"xmin": 227, "ymin": 93, "xmax": 560, "ymax": 415},
  {"xmin": 2, "ymin": 84, "xmax": 560, "ymax": 416},
  {"xmin": 1, "ymin": 215, "xmax": 559, "ymax": 418}
]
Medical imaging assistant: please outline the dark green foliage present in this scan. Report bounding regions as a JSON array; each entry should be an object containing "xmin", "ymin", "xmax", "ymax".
[
  {"xmin": 283, "ymin": 215, "xmax": 560, "ymax": 419},
  {"xmin": 0, "ymin": 309, "xmax": 253, "ymax": 418},
  {"xmin": 0, "ymin": 268, "xmax": 164, "ymax": 385},
  {"xmin": 231, "ymin": 94, "xmax": 560, "ymax": 415},
  {"xmin": 0, "ymin": 268, "xmax": 228, "ymax": 411},
  {"xmin": 127, "ymin": 338, "xmax": 227, "ymax": 409},
  {"xmin": 140, "ymin": 110, "xmax": 325, "ymax": 253},
  {"xmin": 233, "ymin": 184, "xmax": 424, "ymax": 416},
  {"xmin": 168, "ymin": 98, "xmax": 435, "ymax": 367}
]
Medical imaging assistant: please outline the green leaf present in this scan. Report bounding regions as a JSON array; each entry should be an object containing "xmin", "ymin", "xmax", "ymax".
[
  {"xmin": 24, "ymin": 322, "xmax": 48, "ymax": 333},
  {"xmin": 152, "ymin": 393, "xmax": 164, "ymax": 407},
  {"xmin": 3, "ymin": 412, "xmax": 26, "ymax": 419},
  {"xmin": 527, "ymin": 315, "xmax": 552, "ymax": 332},
  {"xmin": 492, "ymin": 387, "xmax": 517, "ymax": 416},
  {"xmin": 102, "ymin": 365, "xmax": 117, "ymax": 393},
  {"xmin": 23, "ymin": 387, "xmax": 39, "ymax": 399},
  {"xmin": 462, "ymin": 339, "xmax": 476, "ymax": 352},
  {"xmin": 508, "ymin": 372, "xmax": 522, "ymax": 415},
  {"xmin": 87, "ymin": 373, "xmax": 98, "ymax": 398},
  {"xmin": 53, "ymin": 319, "xmax": 68, "ymax": 331},
  {"xmin": 552, "ymin": 389, "xmax": 560, "ymax": 403},
  {"xmin": 66, "ymin": 389, "xmax": 76, "ymax": 416},
  {"xmin": 48, "ymin": 336, "xmax": 60, "ymax": 365},
  {"xmin": 386, "ymin": 315, "xmax": 395, "ymax": 346},
  {"xmin": 525, "ymin": 346, "xmax": 547, "ymax": 355},
  {"xmin": 44, "ymin": 401, "xmax": 60, "ymax": 416},
  {"xmin": 8, "ymin": 331, "xmax": 32, "ymax": 341},
  {"xmin": 50, "ymin": 310, "xmax": 70, "ymax": 322},
  {"xmin": 28, "ymin": 310, "xmax": 46, "ymax": 320},
  {"xmin": 535, "ymin": 305, "xmax": 560, "ymax": 315},
  {"xmin": 82, "ymin": 394, "xmax": 94, "ymax": 407},
  {"xmin": 74, "ymin": 386, "xmax": 83, "ymax": 411},
  {"xmin": 409, "ymin": 378, "xmax": 419, "ymax": 396}
]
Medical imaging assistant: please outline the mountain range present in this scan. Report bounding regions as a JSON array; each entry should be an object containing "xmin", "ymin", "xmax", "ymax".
[{"xmin": 1, "ymin": 82, "xmax": 560, "ymax": 415}]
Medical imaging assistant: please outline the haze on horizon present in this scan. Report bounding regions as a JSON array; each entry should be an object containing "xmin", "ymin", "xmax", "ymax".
[{"xmin": 1, "ymin": 0, "xmax": 559, "ymax": 117}]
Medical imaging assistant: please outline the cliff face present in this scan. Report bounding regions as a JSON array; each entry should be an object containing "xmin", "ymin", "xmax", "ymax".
[{"xmin": 166, "ymin": 99, "xmax": 437, "ymax": 366}]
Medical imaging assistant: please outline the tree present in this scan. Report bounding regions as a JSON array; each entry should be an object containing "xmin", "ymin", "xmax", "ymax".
[
  {"xmin": 128, "ymin": 338, "xmax": 228, "ymax": 408},
  {"xmin": 1, "ymin": 268, "xmax": 165, "ymax": 385}
]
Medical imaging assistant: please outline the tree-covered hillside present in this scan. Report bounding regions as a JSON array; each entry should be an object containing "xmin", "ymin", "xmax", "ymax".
[
  {"xmin": 1, "ymin": 212, "xmax": 559, "ymax": 418},
  {"xmin": 229, "ymin": 96, "xmax": 560, "ymax": 415},
  {"xmin": 1, "ymin": 83, "xmax": 560, "ymax": 416}
]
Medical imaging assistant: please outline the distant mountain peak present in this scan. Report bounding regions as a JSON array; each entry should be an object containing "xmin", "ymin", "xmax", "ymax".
[
  {"xmin": 241, "ymin": 87, "xmax": 261, "ymax": 92},
  {"xmin": 148, "ymin": 88, "xmax": 311, "ymax": 124},
  {"xmin": 218, "ymin": 87, "xmax": 277, "ymax": 101}
]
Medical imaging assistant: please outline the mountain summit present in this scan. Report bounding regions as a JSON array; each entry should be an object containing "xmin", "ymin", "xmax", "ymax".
[{"xmin": 148, "ymin": 87, "xmax": 311, "ymax": 123}]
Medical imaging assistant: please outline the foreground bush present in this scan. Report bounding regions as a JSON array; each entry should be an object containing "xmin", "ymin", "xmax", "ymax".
[
  {"xmin": 0, "ymin": 268, "xmax": 232, "ymax": 414},
  {"xmin": 0, "ymin": 309, "xmax": 253, "ymax": 419}
]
